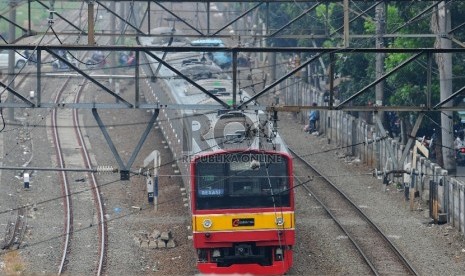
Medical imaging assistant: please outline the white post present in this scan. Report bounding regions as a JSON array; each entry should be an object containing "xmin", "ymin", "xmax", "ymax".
[
  {"xmin": 24, "ymin": 173, "xmax": 30, "ymax": 189},
  {"xmin": 154, "ymin": 151, "xmax": 160, "ymax": 211},
  {"xmin": 144, "ymin": 150, "xmax": 161, "ymax": 211}
]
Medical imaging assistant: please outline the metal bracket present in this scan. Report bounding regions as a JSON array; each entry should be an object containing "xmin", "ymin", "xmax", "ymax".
[{"xmin": 92, "ymin": 108, "xmax": 160, "ymax": 180}]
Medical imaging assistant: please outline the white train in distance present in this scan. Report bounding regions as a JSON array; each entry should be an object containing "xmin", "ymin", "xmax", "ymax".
[
  {"xmin": 139, "ymin": 27, "xmax": 295, "ymax": 275},
  {"xmin": 139, "ymin": 28, "xmax": 289, "ymax": 171}
]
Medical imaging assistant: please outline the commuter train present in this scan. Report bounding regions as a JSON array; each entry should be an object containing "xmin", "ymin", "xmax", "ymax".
[{"xmin": 139, "ymin": 28, "xmax": 294, "ymax": 275}]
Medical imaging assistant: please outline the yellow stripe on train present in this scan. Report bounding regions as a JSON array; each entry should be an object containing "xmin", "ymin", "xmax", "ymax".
[{"xmin": 193, "ymin": 212, "xmax": 294, "ymax": 232}]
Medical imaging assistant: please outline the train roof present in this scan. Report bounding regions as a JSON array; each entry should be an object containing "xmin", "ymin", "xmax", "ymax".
[
  {"xmin": 190, "ymin": 38, "xmax": 225, "ymax": 47},
  {"xmin": 186, "ymin": 109, "xmax": 288, "ymax": 155},
  {"xmin": 149, "ymin": 27, "xmax": 190, "ymax": 46},
  {"xmin": 140, "ymin": 38, "xmax": 288, "ymax": 155}
]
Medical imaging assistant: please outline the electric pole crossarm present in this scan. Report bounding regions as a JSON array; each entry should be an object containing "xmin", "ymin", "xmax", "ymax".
[{"xmin": 336, "ymin": 52, "xmax": 423, "ymax": 109}]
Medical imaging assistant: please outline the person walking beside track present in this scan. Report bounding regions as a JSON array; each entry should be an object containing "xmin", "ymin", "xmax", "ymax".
[{"xmin": 308, "ymin": 102, "xmax": 320, "ymax": 134}]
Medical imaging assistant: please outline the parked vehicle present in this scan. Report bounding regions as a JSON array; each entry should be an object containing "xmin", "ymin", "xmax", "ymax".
[
  {"xmin": 52, "ymin": 50, "xmax": 78, "ymax": 71},
  {"xmin": 190, "ymin": 38, "xmax": 232, "ymax": 69},
  {"xmin": 0, "ymin": 50, "xmax": 27, "ymax": 69},
  {"xmin": 86, "ymin": 51, "xmax": 107, "ymax": 69},
  {"xmin": 23, "ymin": 50, "xmax": 37, "ymax": 65}
]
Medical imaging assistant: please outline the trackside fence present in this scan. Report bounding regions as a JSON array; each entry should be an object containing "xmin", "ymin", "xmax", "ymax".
[{"xmin": 281, "ymin": 77, "xmax": 465, "ymax": 237}]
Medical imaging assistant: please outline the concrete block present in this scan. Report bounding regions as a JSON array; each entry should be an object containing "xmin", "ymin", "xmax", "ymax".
[
  {"xmin": 166, "ymin": 239, "xmax": 176, "ymax": 248},
  {"xmin": 134, "ymin": 237, "xmax": 141, "ymax": 247},
  {"xmin": 160, "ymin": 231, "xmax": 171, "ymax": 241},
  {"xmin": 140, "ymin": 240, "xmax": 149, "ymax": 248},
  {"xmin": 150, "ymin": 229, "xmax": 161, "ymax": 240},
  {"xmin": 157, "ymin": 238, "xmax": 166, "ymax": 248},
  {"xmin": 148, "ymin": 240, "xmax": 158, "ymax": 249}
]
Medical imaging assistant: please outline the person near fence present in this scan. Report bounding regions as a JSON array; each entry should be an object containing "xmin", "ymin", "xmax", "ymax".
[{"xmin": 308, "ymin": 102, "xmax": 320, "ymax": 134}]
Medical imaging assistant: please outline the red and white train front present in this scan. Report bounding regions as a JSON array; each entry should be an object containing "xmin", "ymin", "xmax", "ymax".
[{"xmin": 191, "ymin": 150, "xmax": 294, "ymax": 275}]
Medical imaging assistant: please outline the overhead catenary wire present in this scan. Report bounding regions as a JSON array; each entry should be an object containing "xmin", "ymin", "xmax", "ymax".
[
  {"xmin": 0, "ymin": 174, "xmax": 314, "ymax": 257},
  {"xmin": 1, "ymin": 2, "xmax": 462, "ymax": 270}
]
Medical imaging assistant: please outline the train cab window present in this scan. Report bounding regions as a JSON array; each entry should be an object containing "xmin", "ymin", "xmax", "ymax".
[
  {"xmin": 230, "ymin": 179, "xmax": 260, "ymax": 196},
  {"xmin": 194, "ymin": 153, "xmax": 291, "ymax": 210},
  {"xmin": 198, "ymin": 175, "xmax": 224, "ymax": 197}
]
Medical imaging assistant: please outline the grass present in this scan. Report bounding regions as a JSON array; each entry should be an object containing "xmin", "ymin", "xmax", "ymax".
[{"xmin": 1, "ymin": 251, "xmax": 25, "ymax": 275}]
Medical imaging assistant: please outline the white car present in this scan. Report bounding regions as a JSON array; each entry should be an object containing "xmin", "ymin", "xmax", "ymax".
[{"xmin": 0, "ymin": 50, "xmax": 27, "ymax": 69}]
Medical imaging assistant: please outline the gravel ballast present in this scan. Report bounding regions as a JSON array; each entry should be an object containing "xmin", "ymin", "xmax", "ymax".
[{"xmin": 2, "ymin": 82, "xmax": 465, "ymax": 276}]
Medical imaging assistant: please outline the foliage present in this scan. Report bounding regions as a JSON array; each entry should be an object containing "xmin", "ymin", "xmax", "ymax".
[
  {"xmin": 268, "ymin": 1, "xmax": 465, "ymax": 138},
  {"xmin": 265, "ymin": 3, "xmax": 298, "ymax": 47}
]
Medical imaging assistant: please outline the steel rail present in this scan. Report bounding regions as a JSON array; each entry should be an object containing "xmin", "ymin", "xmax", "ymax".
[
  {"xmin": 289, "ymin": 147, "xmax": 419, "ymax": 276},
  {"xmin": 73, "ymin": 80, "xmax": 107, "ymax": 276},
  {"xmin": 52, "ymin": 77, "xmax": 73, "ymax": 275}
]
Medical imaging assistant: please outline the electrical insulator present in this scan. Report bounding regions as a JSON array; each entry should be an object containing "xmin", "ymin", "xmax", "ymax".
[{"xmin": 96, "ymin": 166, "xmax": 116, "ymax": 174}]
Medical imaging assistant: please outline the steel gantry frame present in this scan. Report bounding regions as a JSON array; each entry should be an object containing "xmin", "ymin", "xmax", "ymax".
[
  {"xmin": 2, "ymin": 45, "xmax": 465, "ymax": 112},
  {"xmin": 0, "ymin": 0, "xmax": 463, "ymax": 112},
  {"xmin": 1, "ymin": 0, "xmax": 465, "ymax": 177}
]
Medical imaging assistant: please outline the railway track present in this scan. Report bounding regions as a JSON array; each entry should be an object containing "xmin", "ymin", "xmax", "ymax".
[
  {"xmin": 0, "ymin": 9, "xmax": 88, "ymax": 262},
  {"xmin": 50, "ymin": 74, "xmax": 107, "ymax": 275},
  {"xmin": 1, "ymin": 207, "xmax": 26, "ymax": 251},
  {"xmin": 289, "ymin": 147, "xmax": 419, "ymax": 276}
]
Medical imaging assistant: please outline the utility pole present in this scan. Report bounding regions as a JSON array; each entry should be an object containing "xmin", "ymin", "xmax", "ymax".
[
  {"xmin": 7, "ymin": 0, "xmax": 17, "ymax": 121},
  {"xmin": 343, "ymin": 0, "xmax": 349, "ymax": 47},
  {"xmin": 375, "ymin": 2, "xmax": 386, "ymax": 123},
  {"xmin": 434, "ymin": 2, "xmax": 454, "ymax": 170},
  {"xmin": 119, "ymin": 2, "xmax": 126, "ymax": 45},
  {"xmin": 266, "ymin": 3, "xmax": 277, "ymax": 87},
  {"xmin": 87, "ymin": 1, "xmax": 95, "ymax": 45}
]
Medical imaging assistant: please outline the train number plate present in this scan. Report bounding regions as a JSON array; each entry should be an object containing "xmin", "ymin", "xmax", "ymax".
[{"xmin": 232, "ymin": 218, "xmax": 255, "ymax": 227}]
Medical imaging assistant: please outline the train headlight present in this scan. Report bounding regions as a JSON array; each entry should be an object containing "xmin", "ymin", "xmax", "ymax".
[
  {"xmin": 276, "ymin": 217, "xmax": 285, "ymax": 226},
  {"xmin": 202, "ymin": 219, "xmax": 213, "ymax": 228}
]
